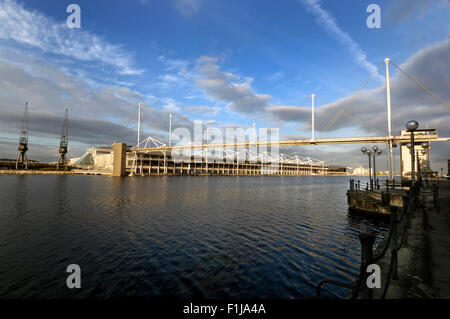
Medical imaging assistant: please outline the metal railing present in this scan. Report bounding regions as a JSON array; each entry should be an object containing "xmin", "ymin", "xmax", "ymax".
[
  {"xmin": 317, "ymin": 181, "xmax": 440, "ymax": 299},
  {"xmin": 349, "ymin": 178, "xmax": 397, "ymax": 192}
]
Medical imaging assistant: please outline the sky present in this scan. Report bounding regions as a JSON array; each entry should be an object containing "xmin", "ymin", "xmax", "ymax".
[{"xmin": 0, "ymin": 0, "xmax": 449, "ymax": 171}]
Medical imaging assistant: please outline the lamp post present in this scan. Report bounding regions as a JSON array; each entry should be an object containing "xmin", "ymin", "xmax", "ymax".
[
  {"xmin": 362, "ymin": 146, "xmax": 382, "ymax": 190},
  {"xmin": 421, "ymin": 142, "xmax": 429, "ymax": 178},
  {"xmin": 371, "ymin": 146, "xmax": 382, "ymax": 181},
  {"xmin": 361, "ymin": 147, "xmax": 372, "ymax": 190},
  {"xmin": 405, "ymin": 120, "xmax": 419, "ymax": 185}
]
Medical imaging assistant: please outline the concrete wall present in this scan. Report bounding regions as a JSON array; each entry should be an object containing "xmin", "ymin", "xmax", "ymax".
[{"xmin": 112, "ymin": 143, "xmax": 127, "ymax": 177}]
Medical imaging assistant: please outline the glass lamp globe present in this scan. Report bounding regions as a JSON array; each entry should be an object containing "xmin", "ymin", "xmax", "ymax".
[
  {"xmin": 421, "ymin": 149, "xmax": 427, "ymax": 155},
  {"xmin": 421, "ymin": 142, "xmax": 429, "ymax": 149},
  {"xmin": 406, "ymin": 142, "xmax": 412, "ymax": 149},
  {"xmin": 361, "ymin": 147, "xmax": 367, "ymax": 154},
  {"xmin": 377, "ymin": 150, "xmax": 382, "ymax": 155},
  {"xmin": 405, "ymin": 120, "xmax": 419, "ymax": 132},
  {"xmin": 372, "ymin": 146, "xmax": 378, "ymax": 152}
]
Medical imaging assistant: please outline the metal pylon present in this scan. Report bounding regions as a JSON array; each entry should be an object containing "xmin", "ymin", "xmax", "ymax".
[
  {"xmin": 57, "ymin": 109, "xmax": 69, "ymax": 170},
  {"xmin": 16, "ymin": 102, "xmax": 29, "ymax": 170}
]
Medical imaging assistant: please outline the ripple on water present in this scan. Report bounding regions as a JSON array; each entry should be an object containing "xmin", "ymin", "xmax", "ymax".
[{"xmin": 0, "ymin": 175, "xmax": 389, "ymax": 298}]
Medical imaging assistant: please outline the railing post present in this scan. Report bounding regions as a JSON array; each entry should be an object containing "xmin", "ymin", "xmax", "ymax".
[
  {"xmin": 390, "ymin": 206, "xmax": 398, "ymax": 280},
  {"xmin": 359, "ymin": 232, "xmax": 375, "ymax": 299}
]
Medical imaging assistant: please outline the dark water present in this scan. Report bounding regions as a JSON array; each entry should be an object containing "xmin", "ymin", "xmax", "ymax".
[{"xmin": 0, "ymin": 175, "xmax": 388, "ymax": 299}]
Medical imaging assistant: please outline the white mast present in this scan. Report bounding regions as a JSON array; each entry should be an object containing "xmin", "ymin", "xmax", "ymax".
[
  {"xmin": 311, "ymin": 93, "xmax": 315, "ymax": 141},
  {"xmin": 384, "ymin": 58, "xmax": 394, "ymax": 179},
  {"xmin": 137, "ymin": 103, "xmax": 141, "ymax": 148}
]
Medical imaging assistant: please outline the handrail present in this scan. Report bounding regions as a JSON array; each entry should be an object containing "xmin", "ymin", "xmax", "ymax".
[{"xmin": 317, "ymin": 180, "xmax": 433, "ymax": 299}]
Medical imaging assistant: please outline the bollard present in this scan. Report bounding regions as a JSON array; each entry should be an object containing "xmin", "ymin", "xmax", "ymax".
[
  {"xmin": 410, "ymin": 186, "xmax": 415, "ymax": 219},
  {"xmin": 359, "ymin": 232, "xmax": 375, "ymax": 299},
  {"xmin": 402, "ymin": 196, "xmax": 409, "ymax": 245},
  {"xmin": 433, "ymin": 184, "xmax": 440, "ymax": 214},
  {"xmin": 390, "ymin": 206, "xmax": 398, "ymax": 280},
  {"xmin": 403, "ymin": 194, "xmax": 411, "ymax": 230},
  {"xmin": 381, "ymin": 192, "xmax": 390, "ymax": 207}
]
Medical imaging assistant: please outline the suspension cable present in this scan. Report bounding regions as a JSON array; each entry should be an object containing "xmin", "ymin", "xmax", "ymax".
[
  {"xmin": 322, "ymin": 61, "xmax": 385, "ymax": 132},
  {"xmin": 116, "ymin": 104, "xmax": 139, "ymax": 142},
  {"xmin": 315, "ymin": 95, "xmax": 383, "ymax": 134},
  {"xmin": 389, "ymin": 60, "xmax": 450, "ymax": 111}
]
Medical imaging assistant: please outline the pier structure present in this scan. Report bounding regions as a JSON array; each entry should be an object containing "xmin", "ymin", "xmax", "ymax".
[
  {"xmin": 112, "ymin": 142, "xmax": 328, "ymax": 177},
  {"xmin": 112, "ymin": 131, "xmax": 444, "ymax": 177}
]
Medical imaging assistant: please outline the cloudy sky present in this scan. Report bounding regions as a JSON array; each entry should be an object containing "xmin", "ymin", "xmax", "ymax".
[{"xmin": 0, "ymin": 0, "xmax": 449, "ymax": 171}]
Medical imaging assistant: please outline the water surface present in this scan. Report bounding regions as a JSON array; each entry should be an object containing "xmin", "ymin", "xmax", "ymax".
[{"xmin": 0, "ymin": 175, "xmax": 388, "ymax": 298}]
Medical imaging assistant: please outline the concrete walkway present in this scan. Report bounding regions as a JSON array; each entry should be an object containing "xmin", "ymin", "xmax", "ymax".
[{"xmin": 373, "ymin": 180, "xmax": 449, "ymax": 298}]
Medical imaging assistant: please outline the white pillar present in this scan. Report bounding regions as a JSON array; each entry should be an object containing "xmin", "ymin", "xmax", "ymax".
[
  {"xmin": 311, "ymin": 94, "xmax": 315, "ymax": 141},
  {"xmin": 384, "ymin": 58, "xmax": 394, "ymax": 179},
  {"xmin": 253, "ymin": 122, "xmax": 256, "ymax": 142},
  {"xmin": 137, "ymin": 103, "xmax": 141, "ymax": 148}
]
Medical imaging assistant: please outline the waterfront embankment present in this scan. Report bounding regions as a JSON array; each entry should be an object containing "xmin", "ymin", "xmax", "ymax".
[{"xmin": 373, "ymin": 180, "xmax": 449, "ymax": 298}]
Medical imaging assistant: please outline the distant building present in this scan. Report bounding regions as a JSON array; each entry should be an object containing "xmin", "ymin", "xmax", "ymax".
[
  {"xmin": 351, "ymin": 166, "xmax": 367, "ymax": 176},
  {"xmin": 69, "ymin": 146, "xmax": 114, "ymax": 169},
  {"xmin": 399, "ymin": 129, "xmax": 434, "ymax": 178}
]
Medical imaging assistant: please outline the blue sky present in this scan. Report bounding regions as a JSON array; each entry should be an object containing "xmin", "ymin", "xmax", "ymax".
[{"xmin": 0, "ymin": 0, "xmax": 449, "ymax": 170}]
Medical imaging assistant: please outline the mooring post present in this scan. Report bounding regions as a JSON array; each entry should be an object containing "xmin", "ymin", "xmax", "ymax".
[
  {"xmin": 433, "ymin": 184, "xmax": 440, "ymax": 214},
  {"xmin": 403, "ymin": 194, "xmax": 411, "ymax": 230},
  {"xmin": 359, "ymin": 232, "xmax": 375, "ymax": 299},
  {"xmin": 381, "ymin": 191, "xmax": 390, "ymax": 207},
  {"xmin": 390, "ymin": 206, "xmax": 398, "ymax": 280},
  {"xmin": 402, "ymin": 195, "xmax": 409, "ymax": 245},
  {"xmin": 410, "ymin": 186, "xmax": 415, "ymax": 219}
]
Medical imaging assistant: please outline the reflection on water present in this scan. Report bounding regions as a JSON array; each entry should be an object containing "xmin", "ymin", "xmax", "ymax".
[{"xmin": 0, "ymin": 175, "xmax": 388, "ymax": 298}]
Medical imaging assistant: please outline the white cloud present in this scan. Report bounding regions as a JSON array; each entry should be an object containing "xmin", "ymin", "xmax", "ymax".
[
  {"xmin": 185, "ymin": 105, "xmax": 220, "ymax": 116},
  {"xmin": 0, "ymin": 55, "xmax": 194, "ymax": 160},
  {"xmin": 268, "ymin": 38, "xmax": 450, "ymax": 170},
  {"xmin": 298, "ymin": 0, "xmax": 381, "ymax": 78},
  {"xmin": 176, "ymin": 0, "xmax": 201, "ymax": 16},
  {"xmin": 195, "ymin": 56, "xmax": 272, "ymax": 114},
  {"xmin": 267, "ymin": 71, "xmax": 284, "ymax": 82},
  {"xmin": 0, "ymin": 0, "xmax": 143, "ymax": 75}
]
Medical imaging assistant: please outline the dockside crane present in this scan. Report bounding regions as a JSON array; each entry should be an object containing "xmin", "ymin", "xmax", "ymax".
[
  {"xmin": 57, "ymin": 109, "xmax": 69, "ymax": 170},
  {"xmin": 16, "ymin": 102, "xmax": 29, "ymax": 170}
]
